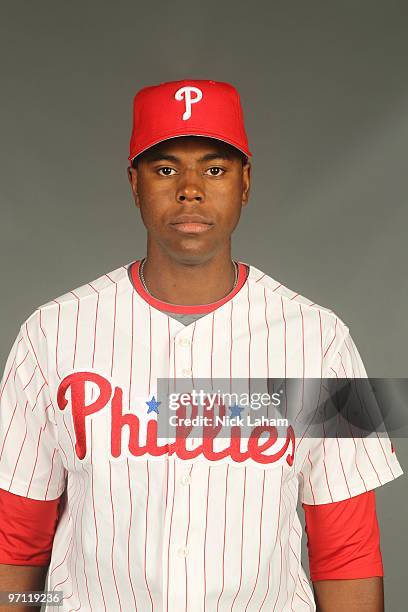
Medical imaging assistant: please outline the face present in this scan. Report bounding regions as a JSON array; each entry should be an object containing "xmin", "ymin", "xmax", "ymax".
[{"xmin": 127, "ymin": 136, "xmax": 251, "ymax": 264}]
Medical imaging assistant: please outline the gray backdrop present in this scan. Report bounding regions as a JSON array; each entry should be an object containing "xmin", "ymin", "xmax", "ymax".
[{"xmin": 1, "ymin": 1, "xmax": 407, "ymax": 610}]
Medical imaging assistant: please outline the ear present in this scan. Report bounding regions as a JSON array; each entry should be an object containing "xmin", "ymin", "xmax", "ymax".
[
  {"xmin": 241, "ymin": 161, "xmax": 251, "ymax": 207},
  {"xmin": 127, "ymin": 166, "xmax": 140, "ymax": 208}
]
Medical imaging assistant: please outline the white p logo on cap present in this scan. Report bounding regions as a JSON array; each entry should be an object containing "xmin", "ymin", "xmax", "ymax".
[{"xmin": 174, "ymin": 86, "xmax": 203, "ymax": 120}]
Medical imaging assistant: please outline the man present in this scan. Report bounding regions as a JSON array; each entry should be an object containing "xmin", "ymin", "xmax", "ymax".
[{"xmin": 0, "ymin": 79, "xmax": 403, "ymax": 611}]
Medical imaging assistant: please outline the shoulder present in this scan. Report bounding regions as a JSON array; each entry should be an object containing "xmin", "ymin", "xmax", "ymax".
[
  {"xmin": 245, "ymin": 261, "xmax": 351, "ymax": 347},
  {"xmin": 20, "ymin": 261, "xmax": 134, "ymax": 335}
]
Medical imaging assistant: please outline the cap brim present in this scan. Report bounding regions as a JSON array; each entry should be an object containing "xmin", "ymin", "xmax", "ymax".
[{"xmin": 129, "ymin": 131, "xmax": 252, "ymax": 162}]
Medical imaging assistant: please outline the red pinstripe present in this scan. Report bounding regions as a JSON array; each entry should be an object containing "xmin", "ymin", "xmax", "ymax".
[
  {"xmin": 44, "ymin": 448, "xmax": 58, "ymax": 500},
  {"xmin": 144, "ymin": 461, "xmax": 154, "ymax": 611},
  {"xmin": 184, "ymin": 464, "xmax": 193, "ymax": 612},
  {"xmin": 30, "ymin": 382, "xmax": 46, "ymax": 412},
  {"xmin": 203, "ymin": 466, "xmax": 211, "ymax": 611},
  {"xmin": 65, "ymin": 475, "xmax": 85, "ymax": 611},
  {"xmin": 243, "ymin": 470, "xmax": 266, "ymax": 611},
  {"xmin": 88, "ymin": 283, "xmax": 100, "ymax": 370},
  {"xmin": 334, "ymin": 408, "xmax": 352, "ymax": 497},
  {"xmin": 306, "ymin": 452, "xmax": 316, "ymax": 503},
  {"xmin": 52, "ymin": 301, "xmax": 61, "ymax": 380},
  {"xmin": 271, "ymin": 478, "xmax": 285, "ymax": 612},
  {"xmin": 22, "ymin": 365, "xmax": 37, "ymax": 390},
  {"xmin": 294, "ymin": 591, "xmax": 311, "ymax": 606},
  {"xmin": 263, "ymin": 288, "xmax": 270, "ymax": 380},
  {"xmin": 61, "ymin": 413, "xmax": 76, "ymax": 472},
  {"xmin": 70, "ymin": 291, "xmax": 80, "ymax": 371},
  {"xmin": 190, "ymin": 321, "xmax": 197, "ymax": 388},
  {"xmin": 259, "ymin": 467, "xmax": 284, "ymax": 610},
  {"xmin": 26, "ymin": 424, "xmax": 45, "ymax": 496},
  {"xmin": 109, "ymin": 461, "xmax": 123, "ymax": 612},
  {"xmin": 50, "ymin": 474, "xmax": 81, "ymax": 579},
  {"xmin": 110, "ymin": 283, "xmax": 118, "ymax": 378},
  {"xmin": 14, "ymin": 350, "xmax": 29, "ymax": 381},
  {"xmin": 166, "ymin": 461, "xmax": 176, "ymax": 612},
  {"xmin": 247, "ymin": 283, "xmax": 252, "ymax": 393},
  {"xmin": 90, "ymin": 419, "xmax": 108, "ymax": 611},
  {"xmin": 294, "ymin": 305, "xmax": 306, "ymax": 422},
  {"xmin": 215, "ymin": 464, "xmax": 229, "ymax": 612},
  {"xmin": 289, "ymin": 525, "xmax": 308, "ymax": 609},
  {"xmin": 39, "ymin": 309, "xmax": 46, "ymax": 338},
  {"xmin": 79, "ymin": 463, "xmax": 93, "ymax": 610},
  {"xmin": 1, "ymin": 341, "xmax": 20, "ymax": 391},
  {"xmin": 8, "ymin": 401, "xmax": 29, "ymax": 490},
  {"xmin": 322, "ymin": 317, "xmax": 338, "ymax": 359},
  {"xmin": 25, "ymin": 323, "xmax": 48, "ymax": 384},
  {"xmin": 280, "ymin": 487, "xmax": 295, "ymax": 609},
  {"xmin": 52, "ymin": 477, "xmax": 82, "ymax": 593},
  {"xmin": 259, "ymin": 561, "xmax": 272, "ymax": 611},
  {"xmin": 126, "ymin": 459, "xmax": 138, "ymax": 611},
  {"xmin": 0, "ymin": 400, "xmax": 18, "ymax": 463},
  {"xmin": 281, "ymin": 298, "xmax": 288, "ymax": 419},
  {"xmin": 322, "ymin": 418, "xmax": 334, "ymax": 502},
  {"xmin": 286, "ymin": 483, "xmax": 311, "ymax": 607},
  {"xmin": 231, "ymin": 467, "xmax": 247, "ymax": 610}
]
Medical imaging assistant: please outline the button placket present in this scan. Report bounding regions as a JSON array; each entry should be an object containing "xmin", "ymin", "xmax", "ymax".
[
  {"xmin": 177, "ymin": 545, "xmax": 188, "ymax": 558},
  {"xmin": 163, "ymin": 460, "xmax": 193, "ymax": 609},
  {"xmin": 174, "ymin": 332, "xmax": 192, "ymax": 378},
  {"xmin": 180, "ymin": 472, "xmax": 192, "ymax": 486}
]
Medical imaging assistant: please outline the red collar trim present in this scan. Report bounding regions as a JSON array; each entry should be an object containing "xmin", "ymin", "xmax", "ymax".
[{"xmin": 129, "ymin": 260, "xmax": 248, "ymax": 314}]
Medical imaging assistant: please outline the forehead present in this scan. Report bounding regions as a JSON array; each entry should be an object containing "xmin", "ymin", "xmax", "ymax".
[{"xmin": 141, "ymin": 136, "xmax": 241, "ymax": 161}]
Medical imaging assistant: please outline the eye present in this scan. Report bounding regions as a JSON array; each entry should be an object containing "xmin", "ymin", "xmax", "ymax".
[
  {"xmin": 157, "ymin": 167, "xmax": 177, "ymax": 176},
  {"xmin": 205, "ymin": 167, "xmax": 225, "ymax": 177}
]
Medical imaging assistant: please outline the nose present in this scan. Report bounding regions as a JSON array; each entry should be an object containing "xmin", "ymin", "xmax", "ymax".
[{"xmin": 176, "ymin": 171, "xmax": 205, "ymax": 204}]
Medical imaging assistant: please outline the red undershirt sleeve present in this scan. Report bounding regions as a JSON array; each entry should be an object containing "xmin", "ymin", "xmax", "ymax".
[
  {"xmin": 0, "ymin": 488, "xmax": 62, "ymax": 566},
  {"xmin": 302, "ymin": 489, "xmax": 384, "ymax": 581}
]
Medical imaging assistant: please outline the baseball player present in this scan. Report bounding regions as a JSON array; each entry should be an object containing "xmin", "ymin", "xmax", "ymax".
[{"xmin": 0, "ymin": 79, "xmax": 404, "ymax": 612}]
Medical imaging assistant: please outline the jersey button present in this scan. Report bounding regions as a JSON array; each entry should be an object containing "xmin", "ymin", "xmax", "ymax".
[
  {"xmin": 181, "ymin": 473, "xmax": 191, "ymax": 486},
  {"xmin": 178, "ymin": 337, "xmax": 190, "ymax": 347},
  {"xmin": 177, "ymin": 546, "xmax": 188, "ymax": 558},
  {"xmin": 182, "ymin": 368, "xmax": 192, "ymax": 377}
]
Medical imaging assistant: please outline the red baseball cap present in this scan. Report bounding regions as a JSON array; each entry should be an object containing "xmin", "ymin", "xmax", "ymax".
[{"xmin": 128, "ymin": 79, "xmax": 252, "ymax": 163}]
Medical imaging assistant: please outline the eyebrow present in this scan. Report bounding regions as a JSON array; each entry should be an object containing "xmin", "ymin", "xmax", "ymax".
[{"xmin": 145, "ymin": 152, "xmax": 235, "ymax": 163}]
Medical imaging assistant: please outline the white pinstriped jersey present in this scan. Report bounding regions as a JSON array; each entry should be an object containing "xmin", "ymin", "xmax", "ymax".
[{"xmin": 0, "ymin": 260, "xmax": 403, "ymax": 611}]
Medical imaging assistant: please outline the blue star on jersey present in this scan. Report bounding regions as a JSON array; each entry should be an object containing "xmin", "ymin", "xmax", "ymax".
[
  {"xmin": 229, "ymin": 403, "xmax": 244, "ymax": 418},
  {"xmin": 146, "ymin": 396, "xmax": 161, "ymax": 414}
]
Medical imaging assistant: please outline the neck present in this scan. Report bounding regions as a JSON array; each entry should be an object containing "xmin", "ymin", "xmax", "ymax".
[{"xmin": 141, "ymin": 246, "xmax": 237, "ymax": 306}]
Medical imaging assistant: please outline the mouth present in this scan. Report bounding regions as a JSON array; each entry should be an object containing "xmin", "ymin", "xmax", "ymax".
[{"xmin": 169, "ymin": 222, "xmax": 214, "ymax": 234}]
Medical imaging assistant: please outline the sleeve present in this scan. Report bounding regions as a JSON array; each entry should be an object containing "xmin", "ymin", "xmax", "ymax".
[
  {"xmin": 0, "ymin": 321, "xmax": 67, "ymax": 500},
  {"xmin": 0, "ymin": 488, "xmax": 62, "ymax": 566},
  {"xmin": 303, "ymin": 490, "xmax": 384, "ymax": 581},
  {"xmin": 298, "ymin": 321, "xmax": 404, "ymax": 504}
]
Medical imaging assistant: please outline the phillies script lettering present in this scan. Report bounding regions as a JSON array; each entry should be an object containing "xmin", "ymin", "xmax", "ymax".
[{"xmin": 57, "ymin": 372, "xmax": 295, "ymax": 467}]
